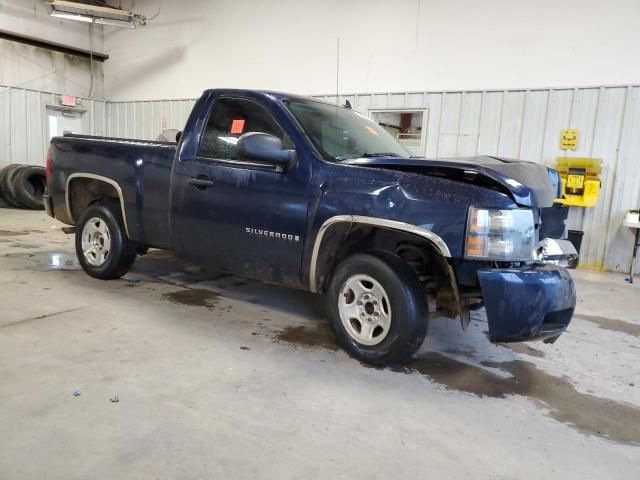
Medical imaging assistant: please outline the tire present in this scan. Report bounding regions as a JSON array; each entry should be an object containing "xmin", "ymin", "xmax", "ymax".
[
  {"xmin": 75, "ymin": 201, "xmax": 137, "ymax": 280},
  {"xmin": 13, "ymin": 166, "xmax": 46, "ymax": 210},
  {"xmin": 0, "ymin": 165, "xmax": 9, "ymax": 202},
  {"xmin": 0, "ymin": 164, "xmax": 27, "ymax": 207},
  {"xmin": 326, "ymin": 251, "xmax": 428, "ymax": 366}
]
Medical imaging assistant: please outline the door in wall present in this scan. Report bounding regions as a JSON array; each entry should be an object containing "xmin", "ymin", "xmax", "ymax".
[{"xmin": 47, "ymin": 108, "xmax": 83, "ymax": 141}]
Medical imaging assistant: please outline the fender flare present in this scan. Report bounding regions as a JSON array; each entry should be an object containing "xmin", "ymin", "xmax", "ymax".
[
  {"xmin": 309, "ymin": 215, "xmax": 451, "ymax": 292},
  {"xmin": 65, "ymin": 173, "xmax": 131, "ymax": 238}
]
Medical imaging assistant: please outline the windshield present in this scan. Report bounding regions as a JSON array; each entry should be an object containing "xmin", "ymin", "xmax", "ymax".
[{"xmin": 285, "ymin": 98, "xmax": 411, "ymax": 161}]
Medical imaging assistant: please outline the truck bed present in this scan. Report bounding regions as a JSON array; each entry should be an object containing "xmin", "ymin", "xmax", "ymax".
[{"xmin": 48, "ymin": 133, "xmax": 177, "ymax": 249}]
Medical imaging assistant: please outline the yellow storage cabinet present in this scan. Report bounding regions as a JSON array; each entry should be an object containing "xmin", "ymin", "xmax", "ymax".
[{"xmin": 554, "ymin": 157, "xmax": 601, "ymax": 208}]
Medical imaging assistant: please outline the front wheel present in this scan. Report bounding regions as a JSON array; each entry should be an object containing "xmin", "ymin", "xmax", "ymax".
[
  {"xmin": 326, "ymin": 252, "xmax": 428, "ymax": 366},
  {"xmin": 75, "ymin": 202, "xmax": 137, "ymax": 280}
]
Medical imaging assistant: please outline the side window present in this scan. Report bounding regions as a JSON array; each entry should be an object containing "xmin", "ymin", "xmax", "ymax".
[{"xmin": 198, "ymin": 97, "xmax": 285, "ymax": 161}]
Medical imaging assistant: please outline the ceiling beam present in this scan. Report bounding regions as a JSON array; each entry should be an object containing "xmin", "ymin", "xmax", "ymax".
[{"xmin": 0, "ymin": 29, "xmax": 109, "ymax": 62}]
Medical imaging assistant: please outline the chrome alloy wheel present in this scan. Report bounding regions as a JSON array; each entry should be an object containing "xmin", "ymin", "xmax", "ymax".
[
  {"xmin": 81, "ymin": 217, "xmax": 112, "ymax": 267},
  {"xmin": 338, "ymin": 274, "xmax": 392, "ymax": 346}
]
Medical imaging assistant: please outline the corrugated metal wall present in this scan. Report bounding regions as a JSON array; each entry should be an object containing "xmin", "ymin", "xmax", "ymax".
[
  {"xmin": 105, "ymin": 99, "xmax": 196, "ymax": 140},
  {"xmin": 5, "ymin": 84, "xmax": 640, "ymax": 274},
  {"xmin": 0, "ymin": 85, "xmax": 107, "ymax": 169}
]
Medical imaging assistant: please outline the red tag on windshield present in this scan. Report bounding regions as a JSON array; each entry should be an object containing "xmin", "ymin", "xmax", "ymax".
[{"xmin": 230, "ymin": 119, "xmax": 245, "ymax": 134}]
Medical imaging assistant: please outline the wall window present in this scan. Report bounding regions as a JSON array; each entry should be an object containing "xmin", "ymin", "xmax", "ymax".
[
  {"xmin": 198, "ymin": 97, "xmax": 284, "ymax": 161},
  {"xmin": 370, "ymin": 110, "xmax": 425, "ymax": 155}
]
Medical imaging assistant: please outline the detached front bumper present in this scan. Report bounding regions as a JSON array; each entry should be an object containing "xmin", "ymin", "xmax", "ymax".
[{"xmin": 477, "ymin": 264, "xmax": 575, "ymax": 343}]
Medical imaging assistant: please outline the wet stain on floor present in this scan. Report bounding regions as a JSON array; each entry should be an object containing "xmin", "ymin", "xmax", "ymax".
[
  {"xmin": 162, "ymin": 289, "xmax": 220, "ymax": 310},
  {"xmin": 272, "ymin": 324, "xmax": 640, "ymax": 446},
  {"xmin": 133, "ymin": 250, "xmax": 226, "ymax": 283},
  {"xmin": 36, "ymin": 252, "xmax": 80, "ymax": 270},
  {"xmin": 504, "ymin": 343, "xmax": 546, "ymax": 358},
  {"xmin": 133, "ymin": 250, "xmax": 191, "ymax": 275},
  {"xmin": 273, "ymin": 323, "xmax": 339, "ymax": 351},
  {"xmin": 7, "ymin": 251, "xmax": 81, "ymax": 270},
  {"xmin": 406, "ymin": 353, "xmax": 640, "ymax": 446},
  {"xmin": 574, "ymin": 313, "xmax": 640, "ymax": 337}
]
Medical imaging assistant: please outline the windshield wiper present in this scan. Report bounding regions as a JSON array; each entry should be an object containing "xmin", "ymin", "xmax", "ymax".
[
  {"xmin": 336, "ymin": 152, "xmax": 403, "ymax": 161},
  {"xmin": 361, "ymin": 152, "xmax": 402, "ymax": 158}
]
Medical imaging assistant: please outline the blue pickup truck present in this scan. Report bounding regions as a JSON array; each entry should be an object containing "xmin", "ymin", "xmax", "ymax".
[{"xmin": 44, "ymin": 89, "xmax": 576, "ymax": 366}]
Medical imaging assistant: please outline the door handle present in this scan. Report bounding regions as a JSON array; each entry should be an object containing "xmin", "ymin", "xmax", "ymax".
[{"xmin": 187, "ymin": 177, "xmax": 215, "ymax": 189}]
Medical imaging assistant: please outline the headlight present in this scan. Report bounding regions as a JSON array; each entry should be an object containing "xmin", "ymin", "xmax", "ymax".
[{"xmin": 465, "ymin": 207, "xmax": 536, "ymax": 261}]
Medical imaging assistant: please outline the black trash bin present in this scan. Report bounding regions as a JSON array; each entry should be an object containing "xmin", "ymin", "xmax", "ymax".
[
  {"xmin": 540, "ymin": 205, "xmax": 570, "ymax": 239},
  {"xmin": 567, "ymin": 230, "xmax": 584, "ymax": 269}
]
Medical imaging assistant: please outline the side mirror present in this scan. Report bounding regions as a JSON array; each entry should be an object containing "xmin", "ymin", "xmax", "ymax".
[{"xmin": 237, "ymin": 132, "xmax": 295, "ymax": 170}]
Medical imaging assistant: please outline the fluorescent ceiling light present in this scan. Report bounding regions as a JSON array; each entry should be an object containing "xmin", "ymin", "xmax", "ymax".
[
  {"xmin": 94, "ymin": 17, "xmax": 136, "ymax": 29},
  {"xmin": 48, "ymin": 1, "xmax": 145, "ymax": 28},
  {"xmin": 50, "ymin": 12, "xmax": 94, "ymax": 23}
]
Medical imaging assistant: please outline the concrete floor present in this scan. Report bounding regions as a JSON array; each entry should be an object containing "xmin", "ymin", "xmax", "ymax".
[{"xmin": 1, "ymin": 208, "xmax": 639, "ymax": 479}]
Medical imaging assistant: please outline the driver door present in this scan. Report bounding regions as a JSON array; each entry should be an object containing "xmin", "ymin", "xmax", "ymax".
[{"xmin": 171, "ymin": 95, "xmax": 311, "ymax": 288}]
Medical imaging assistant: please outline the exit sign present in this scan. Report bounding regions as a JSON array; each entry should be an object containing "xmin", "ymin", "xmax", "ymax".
[{"xmin": 61, "ymin": 95, "xmax": 76, "ymax": 107}]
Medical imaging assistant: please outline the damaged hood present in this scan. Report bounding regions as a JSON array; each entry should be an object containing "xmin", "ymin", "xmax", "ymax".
[{"xmin": 341, "ymin": 155, "xmax": 558, "ymax": 208}]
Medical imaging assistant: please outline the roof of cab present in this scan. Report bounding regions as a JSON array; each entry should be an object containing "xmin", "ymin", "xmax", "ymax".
[{"xmin": 201, "ymin": 88, "xmax": 343, "ymax": 108}]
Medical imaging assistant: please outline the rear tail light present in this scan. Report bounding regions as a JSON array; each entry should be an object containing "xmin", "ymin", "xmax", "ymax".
[{"xmin": 45, "ymin": 149, "xmax": 53, "ymax": 186}]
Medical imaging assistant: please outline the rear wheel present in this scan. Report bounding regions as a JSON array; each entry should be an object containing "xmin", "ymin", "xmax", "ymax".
[
  {"xmin": 327, "ymin": 252, "xmax": 428, "ymax": 366},
  {"xmin": 75, "ymin": 202, "xmax": 136, "ymax": 279}
]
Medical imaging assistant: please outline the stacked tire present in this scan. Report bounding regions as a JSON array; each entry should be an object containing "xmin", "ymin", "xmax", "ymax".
[{"xmin": 0, "ymin": 164, "xmax": 47, "ymax": 210}]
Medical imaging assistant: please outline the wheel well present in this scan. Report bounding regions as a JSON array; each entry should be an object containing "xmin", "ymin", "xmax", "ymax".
[
  {"xmin": 67, "ymin": 178, "xmax": 122, "ymax": 224},
  {"xmin": 313, "ymin": 224, "xmax": 461, "ymax": 319}
]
